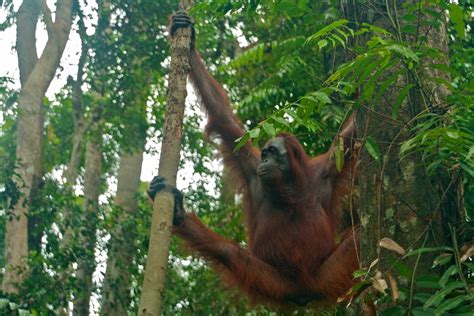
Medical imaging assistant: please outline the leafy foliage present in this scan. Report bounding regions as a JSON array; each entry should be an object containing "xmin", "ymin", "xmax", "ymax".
[{"xmin": 0, "ymin": 0, "xmax": 472, "ymax": 314}]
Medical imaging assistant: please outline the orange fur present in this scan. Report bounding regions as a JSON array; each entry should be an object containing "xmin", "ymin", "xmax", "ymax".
[{"xmin": 172, "ymin": 49, "xmax": 360, "ymax": 307}]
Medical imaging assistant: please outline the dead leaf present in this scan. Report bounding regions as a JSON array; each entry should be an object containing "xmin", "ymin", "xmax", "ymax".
[
  {"xmin": 460, "ymin": 245, "xmax": 474, "ymax": 262},
  {"xmin": 386, "ymin": 272, "xmax": 399, "ymax": 301},
  {"xmin": 379, "ymin": 237, "xmax": 406, "ymax": 256},
  {"xmin": 372, "ymin": 271, "xmax": 388, "ymax": 294},
  {"xmin": 368, "ymin": 258, "xmax": 379, "ymax": 272}
]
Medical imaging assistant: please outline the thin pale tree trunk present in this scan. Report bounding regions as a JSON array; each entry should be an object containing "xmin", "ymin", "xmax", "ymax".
[
  {"xmin": 138, "ymin": 2, "xmax": 194, "ymax": 314},
  {"xmin": 3, "ymin": 0, "xmax": 73, "ymax": 294},
  {"xmin": 73, "ymin": 132, "xmax": 103, "ymax": 316},
  {"xmin": 101, "ymin": 148, "xmax": 144, "ymax": 315}
]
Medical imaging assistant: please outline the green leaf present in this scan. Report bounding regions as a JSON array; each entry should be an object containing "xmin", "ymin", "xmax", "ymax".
[
  {"xmin": 249, "ymin": 127, "xmax": 260, "ymax": 139},
  {"xmin": 393, "ymin": 260, "xmax": 412, "ymax": 278},
  {"xmin": 386, "ymin": 44, "xmax": 418, "ymax": 61},
  {"xmin": 392, "ymin": 84, "xmax": 413, "ymax": 119},
  {"xmin": 434, "ymin": 295, "xmax": 470, "ymax": 315},
  {"xmin": 432, "ymin": 253, "xmax": 453, "ymax": 268},
  {"xmin": 353, "ymin": 269, "xmax": 368, "ymax": 278},
  {"xmin": 318, "ymin": 39, "xmax": 328, "ymax": 49},
  {"xmin": 262, "ymin": 122, "xmax": 276, "ymax": 137},
  {"xmin": 402, "ymin": 14, "xmax": 417, "ymax": 21},
  {"xmin": 362, "ymin": 22, "xmax": 390, "ymax": 35},
  {"xmin": 428, "ymin": 63, "xmax": 451, "ymax": 73},
  {"xmin": 446, "ymin": 130, "xmax": 459, "ymax": 139},
  {"xmin": 416, "ymin": 275, "xmax": 442, "ymax": 289},
  {"xmin": 405, "ymin": 246, "xmax": 453, "ymax": 257},
  {"xmin": 275, "ymin": 1, "xmax": 306, "ymax": 17},
  {"xmin": 331, "ymin": 34, "xmax": 346, "ymax": 47},
  {"xmin": 234, "ymin": 132, "xmax": 250, "ymax": 151},
  {"xmin": 449, "ymin": 4, "xmax": 465, "ymax": 39},
  {"xmin": 413, "ymin": 293, "xmax": 432, "ymax": 304},
  {"xmin": 305, "ymin": 19, "xmax": 348, "ymax": 46},
  {"xmin": 438, "ymin": 265, "xmax": 458, "ymax": 287},
  {"xmin": 423, "ymin": 281, "xmax": 464, "ymax": 309},
  {"xmin": 412, "ymin": 307, "xmax": 436, "ymax": 316},
  {"xmin": 380, "ymin": 306, "xmax": 405, "ymax": 316},
  {"xmin": 0, "ymin": 299, "xmax": 9, "ymax": 309},
  {"xmin": 272, "ymin": 116, "xmax": 290, "ymax": 128},
  {"xmin": 303, "ymin": 91, "xmax": 332, "ymax": 104},
  {"xmin": 373, "ymin": 70, "xmax": 403, "ymax": 106},
  {"xmin": 365, "ymin": 136, "xmax": 381, "ymax": 160}
]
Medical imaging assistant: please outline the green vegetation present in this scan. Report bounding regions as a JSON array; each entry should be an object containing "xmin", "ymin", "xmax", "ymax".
[{"xmin": 0, "ymin": 0, "xmax": 472, "ymax": 314}]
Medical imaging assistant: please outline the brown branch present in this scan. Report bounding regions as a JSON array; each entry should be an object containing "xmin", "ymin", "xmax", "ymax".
[
  {"xmin": 138, "ymin": 2, "xmax": 194, "ymax": 315},
  {"xmin": 40, "ymin": 0, "xmax": 54, "ymax": 36}
]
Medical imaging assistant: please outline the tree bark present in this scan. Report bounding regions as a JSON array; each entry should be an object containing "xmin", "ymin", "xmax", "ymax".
[
  {"xmin": 3, "ymin": 0, "xmax": 73, "ymax": 294},
  {"xmin": 101, "ymin": 148, "xmax": 144, "ymax": 315},
  {"xmin": 16, "ymin": 0, "xmax": 39, "ymax": 86},
  {"xmin": 138, "ymin": 2, "xmax": 194, "ymax": 315},
  {"xmin": 73, "ymin": 133, "xmax": 102, "ymax": 316},
  {"xmin": 348, "ymin": 1, "xmax": 451, "ymax": 310}
]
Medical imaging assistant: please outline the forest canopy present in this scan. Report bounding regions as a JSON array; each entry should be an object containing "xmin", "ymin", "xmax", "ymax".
[{"xmin": 0, "ymin": 0, "xmax": 472, "ymax": 315}]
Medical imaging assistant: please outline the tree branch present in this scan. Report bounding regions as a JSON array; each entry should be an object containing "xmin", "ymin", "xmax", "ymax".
[{"xmin": 40, "ymin": 0, "xmax": 54, "ymax": 36}]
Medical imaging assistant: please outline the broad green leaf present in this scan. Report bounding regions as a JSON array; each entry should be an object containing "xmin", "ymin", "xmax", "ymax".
[
  {"xmin": 373, "ymin": 69, "xmax": 403, "ymax": 106},
  {"xmin": 365, "ymin": 136, "xmax": 381, "ymax": 160},
  {"xmin": 416, "ymin": 275, "xmax": 441, "ymax": 289},
  {"xmin": 353, "ymin": 269, "xmax": 368, "ymax": 278},
  {"xmin": 380, "ymin": 306, "xmax": 405, "ymax": 316},
  {"xmin": 402, "ymin": 14, "xmax": 417, "ymax": 21},
  {"xmin": 413, "ymin": 293, "xmax": 432, "ymax": 304},
  {"xmin": 306, "ymin": 19, "xmax": 348, "ymax": 46},
  {"xmin": 262, "ymin": 122, "xmax": 276, "ymax": 137},
  {"xmin": 234, "ymin": 132, "xmax": 250, "ymax": 151},
  {"xmin": 434, "ymin": 295, "xmax": 470, "ymax": 315},
  {"xmin": 449, "ymin": 4, "xmax": 465, "ymax": 39},
  {"xmin": 0, "ymin": 299, "xmax": 9, "ymax": 309},
  {"xmin": 275, "ymin": 1, "xmax": 306, "ymax": 17},
  {"xmin": 412, "ymin": 307, "xmax": 435, "ymax": 316},
  {"xmin": 432, "ymin": 253, "xmax": 453, "ymax": 268},
  {"xmin": 446, "ymin": 130, "xmax": 459, "ymax": 139},
  {"xmin": 393, "ymin": 260, "xmax": 412, "ymax": 278},
  {"xmin": 331, "ymin": 34, "xmax": 346, "ymax": 47},
  {"xmin": 362, "ymin": 22, "xmax": 390, "ymax": 35},
  {"xmin": 405, "ymin": 246, "xmax": 453, "ymax": 257},
  {"xmin": 303, "ymin": 91, "xmax": 331, "ymax": 104},
  {"xmin": 423, "ymin": 281, "xmax": 464, "ymax": 308},
  {"xmin": 392, "ymin": 84, "xmax": 413, "ymax": 119},
  {"xmin": 249, "ymin": 127, "xmax": 260, "ymax": 138},
  {"xmin": 387, "ymin": 44, "xmax": 419, "ymax": 61},
  {"xmin": 438, "ymin": 265, "xmax": 458, "ymax": 287},
  {"xmin": 272, "ymin": 116, "xmax": 290, "ymax": 128},
  {"xmin": 353, "ymin": 55, "xmax": 379, "ymax": 91},
  {"xmin": 318, "ymin": 39, "xmax": 328, "ymax": 49}
]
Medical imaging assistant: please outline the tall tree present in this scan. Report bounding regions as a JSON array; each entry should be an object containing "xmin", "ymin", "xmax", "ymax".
[
  {"xmin": 101, "ymin": 148, "xmax": 144, "ymax": 315},
  {"xmin": 138, "ymin": 2, "xmax": 194, "ymax": 314},
  {"xmin": 73, "ymin": 132, "xmax": 103, "ymax": 315},
  {"xmin": 339, "ymin": 1, "xmax": 465, "ymax": 312},
  {"xmin": 3, "ymin": 0, "xmax": 73, "ymax": 294}
]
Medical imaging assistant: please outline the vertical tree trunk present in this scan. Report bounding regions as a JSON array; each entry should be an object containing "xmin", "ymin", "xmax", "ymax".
[
  {"xmin": 348, "ymin": 1, "xmax": 451, "ymax": 310},
  {"xmin": 138, "ymin": 2, "xmax": 194, "ymax": 314},
  {"xmin": 16, "ymin": 0, "xmax": 39, "ymax": 86},
  {"xmin": 3, "ymin": 0, "xmax": 73, "ymax": 294},
  {"xmin": 73, "ymin": 134, "xmax": 102, "ymax": 316},
  {"xmin": 101, "ymin": 148, "xmax": 144, "ymax": 315}
]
